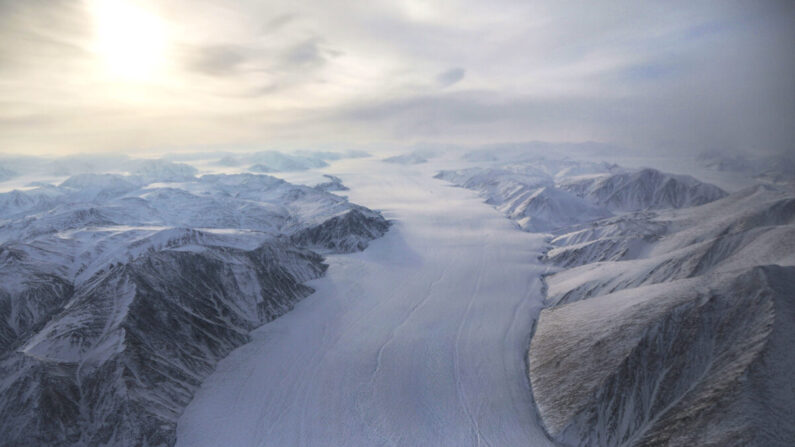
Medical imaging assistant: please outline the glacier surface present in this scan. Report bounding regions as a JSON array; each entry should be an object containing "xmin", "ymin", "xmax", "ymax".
[{"xmin": 176, "ymin": 156, "xmax": 555, "ymax": 446}]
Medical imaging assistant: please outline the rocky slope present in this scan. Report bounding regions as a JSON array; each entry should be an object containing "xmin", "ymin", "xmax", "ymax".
[
  {"xmin": 529, "ymin": 184, "xmax": 795, "ymax": 446},
  {"xmin": 0, "ymin": 171, "xmax": 388, "ymax": 446}
]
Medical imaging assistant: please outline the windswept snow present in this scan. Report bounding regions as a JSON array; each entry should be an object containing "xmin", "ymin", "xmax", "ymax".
[{"xmin": 177, "ymin": 158, "xmax": 554, "ymax": 447}]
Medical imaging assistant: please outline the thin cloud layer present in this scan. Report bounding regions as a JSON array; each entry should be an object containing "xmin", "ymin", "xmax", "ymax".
[
  {"xmin": 0, "ymin": 0, "xmax": 792, "ymax": 156},
  {"xmin": 436, "ymin": 68, "xmax": 466, "ymax": 87}
]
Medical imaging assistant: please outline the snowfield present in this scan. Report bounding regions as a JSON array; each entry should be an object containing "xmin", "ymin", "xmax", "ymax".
[{"xmin": 177, "ymin": 157, "xmax": 554, "ymax": 447}]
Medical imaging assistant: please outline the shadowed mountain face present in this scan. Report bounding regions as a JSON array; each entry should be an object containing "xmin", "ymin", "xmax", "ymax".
[{"xmin": 0, "ymin": 172, "xmax": 389, "ymax": 446}]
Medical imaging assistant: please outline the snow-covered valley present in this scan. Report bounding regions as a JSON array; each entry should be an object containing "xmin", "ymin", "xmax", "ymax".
[
  {"xmin": 176, "ymin": 157, "xmax": 554, "ymax": 446},
  {"xmin": 0, "ymin": 147, "xmax": 793, "ymax": 447}
]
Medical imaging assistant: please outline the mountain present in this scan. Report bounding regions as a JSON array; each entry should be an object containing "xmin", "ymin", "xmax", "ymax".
[
  {"xmin": 248, "ymin": 163, "xmax": 275, "ymax": 173},
  {"xmin": 131, "ymin": 160, "xmax": 197, "ymax": 182},
  {"xmin": 435, "ymin": 167, "xmax": 609, "ymax": 232},
  {"xmin": 383, "ymin": 148, "xmax": 440, "ymax": 165},
  {"xmin": 557, "ymin": 168, "xmax": 728, "ymax": 212},
  {"xmin": 435, "ymin": 164, "xmax": 723, "ymax": 232},
  {"xmin": 438, "ymin": 155, "xmax": 793, "ymax": 445},
  {"xmin": 313, "ymin": 174, "xmax": 349, "ymax": 192},
  {"xmin": 0, "ymin": 152, "xmax": 368, "ymax": 188},
  {"xmin": 0, "ymin": 157, "xmax": 194, "ymax": 190},
  {"xmin": 383, "ymin": 153, "xmax": 427, "ymax": 165},
  {"xmin": 0, "ymin": 172, "xmax": 389, "ymax": 446},
  {"xmin": 698, "ymin": 151, "xmax": 795, "ymax": 186},
  {"xmin": 210, "ymin": 151, "xmax": 329, "ymax": 172},
  {"xmin": 210, "ymin": 150, "xmax": 369, "ymax": 173},
  {"xmin": 294, "ymin": 150, "xmax": 371, "ymax": 161},
  {"xmin": 461, "ymin": 141, "xmax": 624, "ymax": 163},
  {"xmin": 0, "ymin": 167, "xmax": 16, "ymax": 182},
  {"xmin": 528, "ymin": 184, "xmax": 795, "ymax": 446}
]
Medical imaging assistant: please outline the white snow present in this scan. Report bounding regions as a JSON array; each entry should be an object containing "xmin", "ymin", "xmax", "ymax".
[{"xmin": 176, "ymin": 157, "xmax": 554, "ymax": 446}]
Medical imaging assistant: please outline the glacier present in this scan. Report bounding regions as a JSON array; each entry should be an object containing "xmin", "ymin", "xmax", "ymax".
[{"xmin": 176, "ymin": 155, "xmax": 555, "ymax": 446}]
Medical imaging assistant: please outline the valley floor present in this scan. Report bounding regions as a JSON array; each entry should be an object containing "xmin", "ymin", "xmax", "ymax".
[{"xmin": 176, "ymin": 158, "xmax": 553, "ymax": 446}]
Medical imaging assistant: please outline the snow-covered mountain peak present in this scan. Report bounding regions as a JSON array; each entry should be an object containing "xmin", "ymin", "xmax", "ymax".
[
  {"xmin": 131, "ymin": 159, "xmax": 198, "ymax": 182},
  {"xmin": 557, "ymin": 166, "xmax": 728, "ymax": 212},
  {"xmin": 436, "ymin": 161, "xmax": 726, "ymax": 233}
]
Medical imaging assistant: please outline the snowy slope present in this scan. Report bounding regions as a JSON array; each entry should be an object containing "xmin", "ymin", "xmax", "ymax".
[
  {"xmin": 0, "ymin": 170, "xmax": 388, "ymax": 446},
  {"xmin": 434, "ymin": 168, "xmax": 608, "ymax": 232},
  {"xmin": 528, "ymin": 183, "xmax": 795, "ymax": 446},
  {"xmin": 201, "ymin": 150, "xmax": 368, "ymax": 173},
  {"xmin": 531, "ymin": 266, "xmax": 795, "ymax": 446},
  {"xmin": 435, "ymin": 163, "xmax": 724, "ymax": 232},
  {"xmin": 544, "ymin": 185, "xmax": 795, "ymax": 305},
  {"xmin": 557, "ymin": 167, "xmax": 728, "ymax": 211}
]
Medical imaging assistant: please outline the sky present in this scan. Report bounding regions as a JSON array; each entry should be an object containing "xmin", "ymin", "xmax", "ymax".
[{"xmin": 0, "ymin": 0, "xmax": 793, "ymax": 156}]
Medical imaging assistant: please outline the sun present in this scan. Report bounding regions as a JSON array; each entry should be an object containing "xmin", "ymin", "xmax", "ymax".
[{"xmin": 89, "ymin": 0, "xmax": 168, "ymax": 82}]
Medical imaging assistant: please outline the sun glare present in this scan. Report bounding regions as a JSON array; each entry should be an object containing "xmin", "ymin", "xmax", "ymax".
[{"xmin": 89, "ymin": 0, "xmax": 168, "ymax": 82}]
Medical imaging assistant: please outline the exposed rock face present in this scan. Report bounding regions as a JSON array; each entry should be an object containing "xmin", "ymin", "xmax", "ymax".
[
  {"xmin": 291, "ymin": 208, "xmax": 391, "ymax": 253},
  {"xmin": 528, "ymin": 184, "xmax": 795, "ymax": 447},
  {"xmin": 0, "ymin": 172, "xmax": 389, "ymax": 447}
]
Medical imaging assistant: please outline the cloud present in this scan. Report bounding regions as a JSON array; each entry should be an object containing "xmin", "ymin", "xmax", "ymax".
[
  {"xmin": 0, "ymin": 0, "xmax": 792, "ymax": 158},
  {"xmin": 0, "ymin": 0, "xmax": 92, "ymax": 73},
  {"xmin": 185, "ymin": 44, "xmax": 248, "ymax": 76},
  {"xmin": 436, "ymin": 67, "xmax": 465, "ymax": 87},
  {"xmin": 264, "ymin": 13, "xmax": 299, "ymax": 32},
  {"xmin": 281, "ymin": 38, "xmax": 327, "ymax": 69}
]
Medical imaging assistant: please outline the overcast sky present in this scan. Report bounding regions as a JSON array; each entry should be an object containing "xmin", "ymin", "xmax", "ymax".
[{"xmin": 0, "ymin": 0, "xmax": 793, "ymax": 156}]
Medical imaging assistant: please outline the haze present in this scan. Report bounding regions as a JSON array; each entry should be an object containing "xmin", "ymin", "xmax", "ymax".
[{"xmin": 0, "ymin": 0, "xmax": 792, "ymax": 157}]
